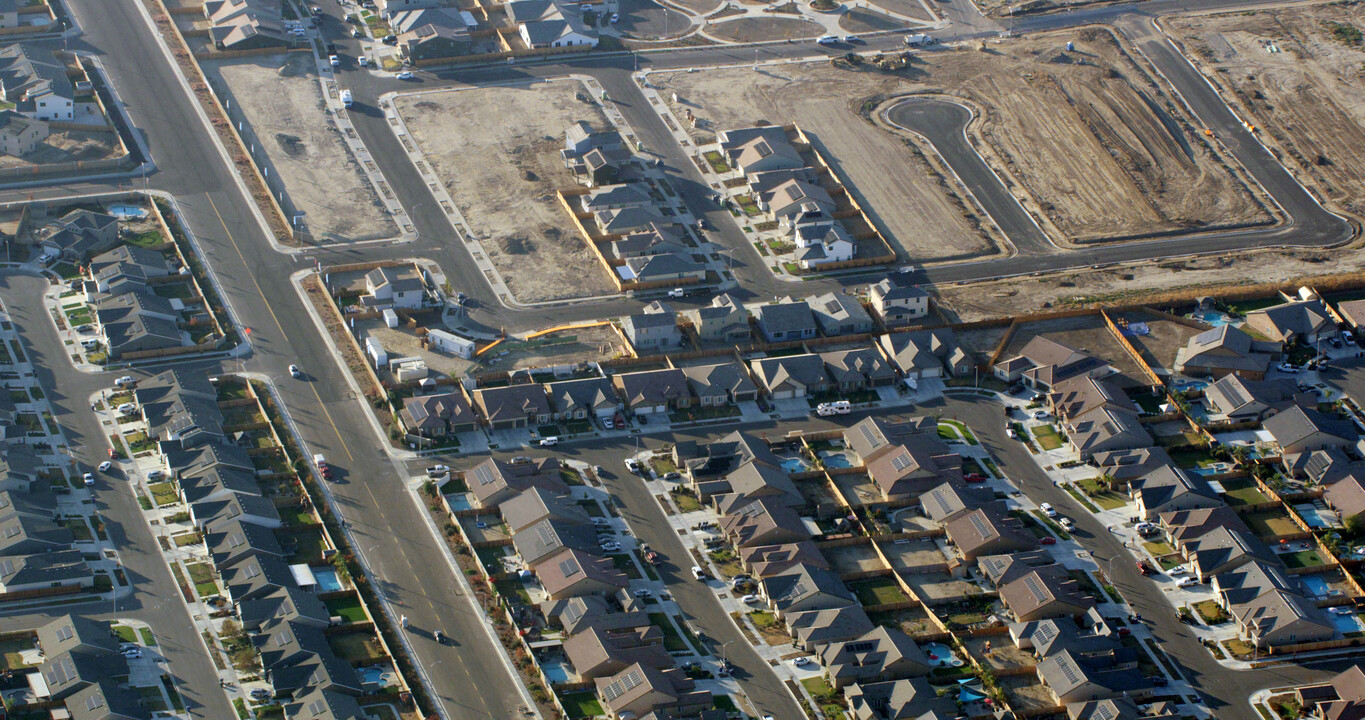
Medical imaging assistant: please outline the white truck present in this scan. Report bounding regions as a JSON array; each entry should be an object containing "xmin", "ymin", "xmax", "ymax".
[
  {"xmin": 340, "ymin": 89, "xmax": 353, "ymax": 108},
  {"xmin": 903, "ymin": 33, "xmax": 935, "ymax": 46}
]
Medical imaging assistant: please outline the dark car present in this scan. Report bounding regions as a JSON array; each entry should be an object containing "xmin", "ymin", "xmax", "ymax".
[
  {"xmin": 382, "ymin": 34, "xmax": 398, "ymax": 44},
  {"xmin": 1149, "ymin": 676, "xmax": 1168, "ymax": 687}
]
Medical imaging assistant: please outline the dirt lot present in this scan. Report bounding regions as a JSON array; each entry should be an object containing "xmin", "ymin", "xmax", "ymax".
[
  {"xmin": 838, "ymin": 9, "xmax": 906, "ymax": 33},
  {"xmin": 394, "ymin": 81, "xmax": 618, "ymax": 302},
  {"xmin": 656, "ymin": 63, "xmax": 996, "ymax": 264},
  {"xmin": 706, "ymin": 17, "xmax": 823, "ymax": 42},
  {"xmin": 206, "ymin": 53, "xmax": 393, "ymax": 243},
  {"xmin": 486, "ymin": 325, "xmax": 627, "ymax": 371},
  {"xmin": 879, "ymin": 538, "xmax": 946, "ymax": 571},
  {"xmin": 937, "ymin": 28, "xmax": 1269, "ymax": 243},
  {"xmin": 824, "ymin": 543, "xmax": 889, "ymax": 575},
  {"xmin": 937, "ymin": 246, "xmax": 1365, "ymax": 323},
  {"xmin": 0, "ymin": 129, "xmax": 123, "ymax": 169},
  {"xmin": 1169, "ymin": 6, "xmax": 1365, "ymax": 220},
  {"xmin": 1000, "ymin": 315, "xmax": 1148, "ymax": 387},
  {"xmin": 903, "ymin": 570, "xmax": 981, "ymax": 602},
  {"xmin": 1115, "ymin": 310, "xmax": 1205, "ymax": 375}
]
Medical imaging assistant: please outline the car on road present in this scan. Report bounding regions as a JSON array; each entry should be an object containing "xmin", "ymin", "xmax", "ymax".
[
  {"xmin": 1058, "ymin": 517, "xmax": 1074, "ymax": 531},
  {"xmin": 83, "ymin": 473, "xmax": 94, "ymax": 486},
  {"xmin": 114, "ymin": 375, "xmax": 136, "ymax": 388},
  {"xmin": 539, "ymin": 436, "xmax": 559, "ymax": 447},
  {"xmin": 816, "ymin": 34, "xmax": 837, "ymax": 45},
  {"xmin": 289, "ymin": 364, "xmax": 302, "ymax": 378},
  {"xmin": 396, "ymin": 71, "xmax": 414, "ymax": 79},
  {"xmin": 691, "ymin": 565, "xmax": 706, "ymax": 580},
  {"xmin": 98, "ymin": 461, "xmax": 113, "ymax": 473},
  {"xmin": 625, "ymin": 458, "xmax": 641, "ymax": 473},
  {"xmin": 358, "ymin": 56, "xmax": 369, "ymax": 67},
  {"xmin": 329, "ymin": 54, "xmax": 341, "ymax": 66},
  {"xmin": 1006, "ymin": 427, "xmax": 1018, "ymax": 439},
  {"xmin": 1149, "ymin": 676, "xmax": 1168, "ymax": 687},
  {"xmin": 1345, "ymin": 330, "xmax": 1356, "ymax": 345},
  {"xmin": 426, "ymin": 465, "xmax": 450, "ymax": 477},
  {"xmin": 351, "ymin": 27, "xmax": 362, "ymax": 37},
  {"xmin": 1136, "ymin": 561, "xmax": 1154, "ymax": 575},
  {"xmin": 740, "ymin": 594, "xmax": 759, "ymax": 603},
  {"xmin": 1039, "ymin": 503, "xmax": 1056, "ymax": 517},
  {"xmin": 667, "ymin": 288, "xmax": 687, "ymax": 298},
  {"xmin": 1176, "ymin": 576, "xmax": 1199, "ymax": 588}
]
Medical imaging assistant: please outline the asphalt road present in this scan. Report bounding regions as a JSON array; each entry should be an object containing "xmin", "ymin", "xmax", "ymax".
[{"xmin": 0, "ymin": 274, "xmax": 236, "ymax": 720}]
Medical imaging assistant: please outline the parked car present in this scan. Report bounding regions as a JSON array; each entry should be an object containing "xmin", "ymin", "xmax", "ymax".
[
  {"xmin": 539, "ymin": 436, "xmax": 560, "ymax": 447},
  {"xmin": 741, "ymin": 594, "xmax": 759, "ymax": 603},
  {"xmin": 663, "ymin": 471, "xmax": 681, "ymax": 481},
  {"xmin": 116, "ymin": 403, "xmax": 136, "ymax": 415},
  {"xmin": 601, "ymin": 541, "xmax": 621, "ymax": 552},
  {"xmin": 1058, "ymin": 517, "xmax": 1074, "ymax": 531},
  {"xmin": 625, "ymin": 458, "xmax": 641, "ymax": 473},
  {"xmin": 1345, "ymin": 330, "xmax": 1356, "ymax": 345},
  {"xmin": 114, "ymin": 375, "xmax": 136, "ymax": 387},
  {"xmin": 98, "ymin": 461, "xmax": 113, "ymax": 473},
  {"xmin": 1040, "ymin": 503, "xmax": 1056, "ymax": 517},
  {"xmin": 396, "ymin": 71, "xmax": 414, "ymax": 80},
  {"xmin": 1006, "ymin": 427, "xmax": 1018, "ymax": 439},
  {"xmin": 83, "ymin": 473, "xmax": 94, "ymax": 486},
  {"xmin": 426, "ymin": 465, "xmax": 450, "ymax": 477},
  {"xmin": 1040, "ymin": 536, "xmax": 1057, "ymax": 545},
  {"xmin": 691, "ymin": 565, "xmax": 706, "ymax": 580},
  {"xmin": 633, "ymin": 588, "xmax": 651, "ymax": 597},
  {"xmin": 1176, "ymin": 576, "xmax": 1199, "ymax": 588},
  {"xmin": 1168, "ymin": 565, "xmax": 1189, "ymax": 576},
  {"xmin": 329, "ymin": 54, "xmax": 341, "ymax": 66},
  {"xmin": 120, "ymin": 647, "xmax": 142, "ymax": 659},
  {"xmin": 1150, "ymin": 676, "xmax": 1169, "ymax": 687},
  {"xmin": 1033, "ymin": 410, "xmax": 1051, "ymax": 420},
  {"xmin": 1136, "ymin": 561, "xmax": 1154, "ymax": 575},
  {"xmin": 792, "ymin": 656, "xmax": 812, "ymax": 666},
  {"xmin": 1277, "ymin": 363, "xmax": 1300, "ymax": 373}
]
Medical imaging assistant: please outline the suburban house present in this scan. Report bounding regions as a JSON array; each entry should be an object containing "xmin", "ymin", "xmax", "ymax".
[
  {"xmin": 610, "ymin": 223, "xmax": 686, "ymax": 260},
  {"xmin": 980, "ymin": 551, "xmax": 1095, "ymax": 621},
  {"xmin": 749, "ymin": 353, "xmax": 829, "ymax": 399},
  {"xmin": 994, "ymin": 337, "xmax": 1111, "ymax": 391},
  {"xmin": 204, "ymin": 0, "xmax": 291, "ymax": 51},
  {"xmin": 1173, "ymin": 325, "xmax": 1279, "ymax": 379},
  {"xmin": 1093, "ymin": 446, "xmax": 1174, "ymax": 483},
  {"xmin": 714, "ymin": 460, "xmax": 804, "ymax": 514},
  {"xmin": 94, "ymin": 290, "xmax": 187, "ymax": 360},
  {"xmin": 1159, "ymin": 506, "xmax": 1251, "ymax": 549},
  {"xmin": 684, "ymin": 293, "xmax": 750, "ymax": 345},
  {"xmin": 1246, "ymin": 297, "xmax": 1337, "ymax": 346},
  {"xmin": 878, "ymin": 328, "xmax": 972, "ymax": 379},
  {"xmin": 376, "ymin": 0, "xmax": 445, "ymax": 15},
  {"xmin": 788, "ymin": 605, "xmax": 873, "ymax": 653},
  {"xmin": 718, "ymin": 126, "xmax": 802, "ymax": 175},
  {"xmin": 739, "ymin": 541, "xmax": 829, "ymax": 579},
  {"xmin": 1295, "ymin": 667, "xmax": 1365, "ymax": 720},
  {"xmin": 563, "ymin": 121, "xmax": 629, "ymax": 185},
  {"xmin": 1232, "ymin": 586, "xmax": 1336, "ymax": 649},
  {"xmin": 39, "ymin": 209, "xmax": 120, "ymax": 262},
  {"xmin": 869, "ymin": 277, "xmax": 931, "ymax": 327},
  {"xmin": 845, "ymin": 678, "xmax": 957, "ymax": 720},
  {"xmin": 1324, "ymin": 472, "xmax": 1365, "ymax": 526},
  {"xmin": 818, "ymin": 627, "xmax": 931, "ymax": 689},
  {"xmin": 821, "ymin": 348, "xmax": 895, "ymax": 391},
  {"xmin": 562, "ymin": 625, "xmax": 671, "ymax": 682},
  {"xmin": 1037, "ymin": 648, "xmax": 1149, "ymax": 704},
  {"xmin": 392, "ymin": 8, "xmax": 475, "ymax": 60},
  {"xmin": 758, "ymin": 178, "xmax": 835, "ymax": 227},
  {"xmin": 719, "ymin": 496, "xmax": 808, "ymax": 548},
  {"xmin": 681, "ymin": 362, "xmax": 758, "ymax": 406},
  {"xmin": 943, "ymin": 504, "xmax": 1037, "ymax": 561},
  {"xmin": 621, "ymin": 302, "xmax": 681, "ymax": 351},
  {"xmin": 761, "ymin": 562, "xmax": 855, "ymax": 617},
  {"xmin": 535, "ymin": 547, "xmax": 629, "ymax": 600},
  {"xmin": 1202, "ymin": 375, "xmax": 1311, "ymax": 422},
  {"xmin": 0, "ymin": 109, "xmax": 46, "ymax": 156},
  {"xmin": 363, "ymin": 265, "xmax": 426, "ymax": 310},
  {"xmin": 1181, "ymin": 526, "xmax": 1278, "ymax": 581},
  {"xmin": 594, "ymin": 663, "xmax": 711, "ymax": 720},
  {"xmin": 613, "ymin": 368, "xmax": 690, "ymax": 415},
  {"xmin": 87, "ymin": 244, "xmax": 173, "ymax": 295},
  {"xmin": 0, "ymin": 0, "xmax": 16, "ymax": 28},
  {"xmin": 0, "ymin": 44, "xmax": 74, "ymax": 121},
  {"xmin": 1060, "ymin": 403, "xmax": 1152, "ymax": 461},
  {"xmin": 806, "ymin": 291, "xmax": 875, "ymax": 337},
  {"xmin": 620, "ymin": 252, "xmax": 706, "ymax": 285},
  {"xmin": 508, "ymin": 0, "xmax": 598, "ymax": 48},
  {"xmin": 1127, "ymin": 465, "xmax": 1222, "ymax": 521},
  {"xmin": 501, "ymin": 486, "xmax": 589, "ymax": 534},
  {"xmin": 472, "ymin": 384, "xmax": 552, "ymax": 430},
  {"xmin": 400, "ymin": 391, "xmax": 478, "ymax": 437},
  {"xmin": 581, "ymin": 183, "xmax": 651, "ymax": 213},
  {"xmin": 1048, "ymin": 376, "xmax": 1139, "ymax": 422},
  {"xmin": 1263, "ymin": 406, "xmax": 1359, "ymax": 465},
  {"xmin": 545, "ymin": 376, "xmax": 621, "ymax": 422},
  {"xmin": 753, "ymin": 298, "xmax": 818, "ymax": 342},
  {"xmin": 465, "ymin": 457, "xmax": 567, "ymax": 508}
]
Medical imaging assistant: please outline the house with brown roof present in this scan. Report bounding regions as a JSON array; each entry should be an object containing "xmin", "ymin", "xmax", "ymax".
[
  {"xmin": 1174, "ymin": 325, "xmax": 1278, "ymax": 379},
  {"xmin": 562, "ymin": 625, "xmax": 672, "ymax": 682},
  {"xmin": 1246, "ymin": 298, "xmax": 1337, "ymax": 346},
  {"xmin": 718, "ymin": 126, "xmax": 802, "ymax": 174},
  {"xmin": 473, "ymin": 384, "xmax": 551, "ymax": 430},
  {"xmin": 788, "ymin": 604, "xmax": 874, "ymax": 652},
  {"xmin": 401, "ymin": 391, "xmax": 477, "ymax": 437},
  {"xmin": 943, "ymin": 505, "xmax": 1037, "ymax": 561},
  {"xmin": 762, "ymin": 562, "xmax": 855, "ymax": 617},
  {"xmin": 500, "ymin": 486, "xmax": 588, "ymax": 534},
  {"xmin": 1158, "ymin": 506, "xmax": 1250, "ymax": 549},
  {"xmin": 818, "ymin": 627, "xmax": 931, "ymax": 689},
  {"xmin": 535, "ymin": 547, "xmax": 628, "ymax": 600},
  {"xmin": 545, "ymin": 377, "xmax": 620, "ymax": 422},
  {"xmin": 1300, "ymin": 666, "xmax": 1365, "ymax": 720},
  {"xmin": 992, "ymin": 559, "xmax": 1095, "ymax": 622},
  {"xmin": 719, "ymin": 496, "xmax": 809, "ymax": 548},
  {"xmin": 1324, "ymin": 473, "xmax": 1365, "ymax": 526},
  {"xmin": 993, "ymin": 336, "xmax": 1111, "ymax": 391},
  {"xmin": 1062, "ymin": 404, "xmax": 1152, "ymax": 461},
  {"xmin": 594, "ymin": 663, "xmax": 711, "ymax": 720},
  {"xmin": 465, "ymin": 457, "xmax": 567, "ymax": 508},
  {"xmin": 681, "ymin": 362, "xmax": 758, "ymax": 406},
  {"xmin": 739, "ymin": 540, "xmax": 830, "ymax": 578},
  {"xmin": 1233, "ymin": 587, "xmax": 1336, "ymax": 649},
  {"xmin": 714, "ymin": 460, "xmax": 804, "ymax": 515},
  {"xmin": 863, "ymin": 436, "xmax": 961, "ymax": 503},
  {"xmin": 1203, "ymin": 375, "xmax": 1311, "ymax": 422},
  {"xmin": 1048, "ymin": 376, "xmax": 1138, "ymax": 422},
  {"xmin": 822, "ymin": 347, "xmax": 896, "ymax": 391},
  {"xmin": 1127, "ymin": 465, "xmax": 1221, "ymax": 521}
]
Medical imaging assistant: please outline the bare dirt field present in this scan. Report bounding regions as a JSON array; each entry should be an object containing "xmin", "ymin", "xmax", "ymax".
[
  {"xmin": 0, "ymin": 129, "xmax": 122, "ymax": 169},
  {"xmin": 656, "ymin": 63, "xmax": 997, "ymax": 264},
  {"xmin": 206, "ymin": 53, "xmax": 393, "ymax": 243},
  {"xmin": 394, "ymin": 81, "xmax": 618, "ymax": 302},
  {"xmin": 1000, "ymin": 315, "xmax": 1147, "ymax": 387},
  {"xmin": 936, "ymin": 28, "xmax": 1269, "ymax": 243},
  {"xmin": 838, "ymin": 9, "xmax": 906, "ymax": 33},
  {"xmin": 615, "ymin": 0, "xmax": 692, "ymax": 38},
  {"xmin": 1169, "ymin": 6, "xmax": 1365, "ymax": 219},
  {"xmin": 1115, "ymin": 311, "xmax": 1204, "ymax": 375},
  {"xmin": 706, "ymin": 17, "xmax": 824, "ymax": 42},
  {"xmin": 488, "ymin": 325, "xmax": 627, "ymax": 371}
]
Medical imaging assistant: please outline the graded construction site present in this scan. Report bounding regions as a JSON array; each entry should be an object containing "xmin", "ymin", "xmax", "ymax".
[
  {"xmin": 1169, "ymin": 5, "xmax": 1365, "ymax": 221},
  {"xmin": 656, "ymin": 26, "xmax": 1271, "ymax": 259},
  {"xmin": 204, "ymin": 53, "xmax": 394, "ymax": 243},
  {"xmin": 392, "ymin": 81, "xmax": 618, "ymax": 303}
]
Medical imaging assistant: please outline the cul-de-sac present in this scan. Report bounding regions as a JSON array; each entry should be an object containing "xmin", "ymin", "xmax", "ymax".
[{"xmin": 2, "ymin": 0, "xmax": 1365, "ymax": 719}]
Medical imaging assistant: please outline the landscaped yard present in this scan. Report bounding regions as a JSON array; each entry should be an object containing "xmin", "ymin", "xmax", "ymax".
[
  {"xmin": 1282, "ymin": 549, "xmax": 1328, "ymax": 569},
  {"xmin": 746, "ymin": 609, "xmax": 791, "ymax": 646},
  {"xmin": 1076, "ymin": 477, "xmax": 1128, "ymax": 510},
  {"xmin": 1243, "ymin": 509, "xmax": 1301, "ymax": 538},
  {"xmin": 648, "ymin": 612, "xmax": 690, "ymax": 652},
  {"xmin": 327, "ymin": 631, "xmax": 385, "ymax": 664},
  {"xmin": 495, "ymin": 577, "xmax": 532, "ymax": 605},
  {"xmin": 610, "ymin": 553, "xmax": 642, "ymax": 579},
  {"xmin": 147, "ymin": 481, "xmax": 179, "ymax": 507},
  {"xmin": 324, "ymin": 594, "xmax": 368, "ymax": 623},
  {"xmin": 559, "ymin": 692, "xmax": 604, "ymax": 719},
  {"xmin": 937, "ymin": 419, "xmax": 979, "ymax": 445},
  {"xmin": 669, "ymin": 489, "xmax": 702, "ymax": 513},
  {"xmin": 848, "ymin": 577, "xmax": 908, "ymax": 607},
  {"xmin": 1142, "ymin": 540, "xmax": 1175, "ymax": 557},
  {"xmin": 1220, "ymin": 478, "xmax": 1271, "ymax": 506},
  {"xmin": 286, "ymin": 530, "xmax": 330, "ymax": 564},
  {"xmin": 1194, "ymin": 600, "xmax": 1230, "ymax": 624},
  {"xmin": 1031, "ymin": 424, "xmax": 1064, "ymax": 451},
  {"xmin": 184, "ymin": 562, "xmax": 218, "ymax": 597},
  {"xmin": 0, "ymin": 637, "xmax": 34, "ymax": 670},
  {"xmin": 1168, "ymin": 446, "xmax": 1217, "ymax": 469}
]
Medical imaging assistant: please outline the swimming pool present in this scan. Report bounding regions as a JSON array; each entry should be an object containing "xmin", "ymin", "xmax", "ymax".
[
  {"xmin": 779, "ymin": 456, "xmax": 809, "ymax": 473},
  {"xmin": 359, "ymin": 664, "xmax": 395, "ymax": 687},
  {"xmin": 921, "ymin": 643, "xmax": 964, "ymax": 668},
  {"xmin": 1300, "ymin": 576, "xmax": 1331, "ymax": 598},
  {"xmin": 313, "ymin": 567, "xmax": 343, "ymax": 593},
  {"xmin": 1295, "ymin": 504, "xmax": 1333, "ymax": 529},
  {"xmin": 1329, "ymin": 612, "xmax": 1364, "ymax": 635},
  {"xmin": 107, "ymin": 204, "xmax": 149, "ymax": 220},
  {"xmin": 1194, "ymin": 311, "xmax": 1236, "ymax": 327},
  {"xmin": 820, "ymin": 451, "xmax": 853, "ymax": 470},
  {"xmin": 1174, "ymin": 379, "xmax": 1209, "ymax": 392},
  {"xmin": 540, "ymin": 661, "xmax": 572, "ymax": 684},
  {"xmin": 447, "ymin": 493, "xmax": 473, "ymax": 511}
]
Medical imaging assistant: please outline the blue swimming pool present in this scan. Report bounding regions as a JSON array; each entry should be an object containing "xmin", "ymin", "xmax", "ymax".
[
  {"xmin": 447, "ymin": 493, "xmax": 473, "ymax": 511},
  {"xmin": 921, "ymin": 643, "xmax": 964, "ymax": 668},
  {"xmin": 821, "ymin": 452, "xmax": 853, "ymax": 469},
  {"xmin": 779, "ymin": 457, "xmax": 809, "ymax": 473},
  {"xmin": 540, "ymin": 661, "xmax": 572, "ymax": 684},
  {"xmin": 313, "ymin": 567, "xmax": 343, "ymax": 592},
  {"xmin": 1301, "ymin": 576, "xmax": 1331, "ymax": 597},
  {"xmin": 1175, "ymin": 379, "xmax": 1209, "ymax": 392},
  {"xmin": 107, "ymin": 204, "xmax": 149, "ymax": 220},
  {"xmin": 1329, "ymin": 612, "xmax": 1364, "ymax": 635},
  {"xmin": 1194, "ymin": 311, "xmax": 1236, "ymax": 327},
  {"xmin": 359, "ymin": 665, "xmax": 394, "ymax": 686}
]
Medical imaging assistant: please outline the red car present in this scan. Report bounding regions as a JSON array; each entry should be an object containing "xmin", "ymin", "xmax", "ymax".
[
  {"xmin": 964, "ymin": 473, "xmax": 987, "ymax": 483},
  {"xmin": 1137, "ymin": 561, "xmax": 1154, "ymax": 575},
  {"xmin": 1040, "ymin": 536, "xmax": 1057, "ymax": 545}
]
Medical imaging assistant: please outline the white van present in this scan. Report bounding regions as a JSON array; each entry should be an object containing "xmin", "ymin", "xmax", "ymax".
[
  {"xmin": 340, "ymin": 89, "xmax": 353, "ymax": 108},
  {"xmin": 539, "ymin": 436, "xmax": 560, "ymax": 447},
  {"xmin": 816, "ymin": 35, "xmax": 837, "ymax": 46}
]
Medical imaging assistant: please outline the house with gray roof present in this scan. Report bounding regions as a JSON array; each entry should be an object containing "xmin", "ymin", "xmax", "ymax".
[
  {"xmin": 613, "ymin": 368, "xmax": 689, "ymax": 415},
  {"xmin": 221, "ymin": 553, "xmax": 294, "ymax": 604},
  {"xmin": 609, "ymin": 224, "xmax": 687, "ymax": 260},
  {"xmin": 759, "ymin": 178, "xmax": 835, "ymax": 227},
  {"xmin": 1159, "ymin": 505, "xmax": 1251, "ymax": 549},
  {"xmin": 401, "ymin": 391, "xmax": 478, "ymax": 437},
  {"xmin": 87, "ymin": 245, "xmax": 172, "ymax": 295},
  {"xmin": 1128, "ymin": 465, "xmax": 1221, "ymax": 521},
  {"xmin": 786, "ymin": 603, "xmax": 873, "ymax": 652},
  {"xmin": 286, "ymin": 686, "xmax": 368, "ymax": 720},
  {"xmin": 681, "ymin": 361, "xmax": 757, "ymax": 406},
  {"xmin": 819, "ymin": 626, "xmax": 931, "ymax": 689},
  {"xmin": 546, "ymin": 376, "xmax": 620, "ymax": 422},
  {"xmin": 363, "ymin": 266, "xmax": 425, "ymax": 310},
  {"xmin": 1233, "ymin": 587, "xmax": 1336, "ymax": 649},
  {"xmin": 238, "ymin": 585, "xmax": 330, "ymax": 631},
  {"xmin": 40, "ymin": 209, "xmax": 119, "ymax": 262},
  {"xmin": 1174, "ymin": 325, "xmax": 1278, "ymax": 379},
  {"xmin": 622, "ymin": 304, "xmax": 680, "ymax": 351},
  {"xmin": 621, "ymin": 251, "xmax": 705, "ymax": 284},
  {"xmin": 1213, "ymin": 558, "xmax": 1302, "ymax": 609},
  {"xmin": 753, "ymin": 298, "xmax": 817, "ymax": 343},
  {"xmin": 846, "ymin": 677, "xmax": 957, "ymax": 720},
  {"xmin": 581, "ymin": 183, "xmax": 651, "ymax": 213},
  {"xmin": 718, "ymin": 125, "xmax": 802, "ymax": 175},
  {"xmin": 684, "ymin": 293, "xmax": 750, "ymax": 345},
  {"xmin": 0, "ymin": 548, "xmax": 92, "ymax": 595},
  {"xmin": 1204, "ymin": 375, "xmax": 1310, "ymax": 422},
  {"xmin": 920, "ymin": 481, "xmax": 995, "ymax": 523},
  {"xmin": 393, "ymin": 8, "xmax": 474, "ymax": 61},
  {"xmin": 878, "ymin": 328, "xmax": 971, "ymax": 379},
  {"xmin": 472, "ymin": 384, "xmax": 552, "ymax": 430},
  {"xmin": 501, "ymin": 486, "xmax": 589, "ymax": 534},
  {"xmin": 191, "ymin": 490, "xmax": 282, "ymax": 531},
  {"xmin": 1264, "ymin": 406, "xmax": 1358, "ymax": 461},
  {"xmin": 822, "ymin": 347, "xmax": 895, "ymax": 391},
  {"xmin": 1246, "ymin": 298, "xmax": 1337, "ymax": 346},
  {"xmin": 761, "ymin": 562, "xmax": 854, "ymax": 617},
  {"xmin": 1038, "ymin": 648, "xmax": 1150, "ymax": 704},
  {"xmin": 994, "ymin": 336, "xmax": 1110, "ymax": 390},
  {"xmin": 869, "ymin": 277, "xmax": 931, "ymax": 327},
  {"xmin": 1183, "ymin": 526, "xmax": 1277, "ymax": 581},
  {"xmin": 749, "ymin": 353, "xmax": 829, "ymax": 399},
  {"xmin": 205, "ymin": 518, "xmax": 285, "ymax": 569},
  {"xmin": 0, "ymin": 44, "xmax": 74, "ymax": 121},
  {"xmin": 806, "ymin": 291, "xmax": 874, "ymax": 337},
  {"xmin": 514, "ymin": 517, "xmax": 599, "ymax": 566},
  {"xmin": 515, "ymin": 0, "xmax": 597, "ymax": 49},
  {"xmin": 714, "ymin": 460, "xmax": 803, "ymax": 514},
  {"xmin": 720, "ymin": 495, "xmax": 808, "ymax": 548}
]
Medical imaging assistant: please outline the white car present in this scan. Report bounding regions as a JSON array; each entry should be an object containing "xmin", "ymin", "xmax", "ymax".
[
  {"xmin": 1176, "ymin": 576, "xmax": 1199, "ymax": 588},
  {"xmin": 121, "ymin": 647, "xmax": 142, "ymax": 659},
  {"xmin": 667, "ymin": 288, "xmax": 686, "ymax": 298},
  {"xmin": 691, "ymin": 565, "xmax": 706, "ymax": 580},
  {"xmin": 396, "ymin": 71, "xmax": 414, "ymax": 79},
  {"xmin": 329, "ymin": 54, "xmax": 340, "ymax": 66},
  {"xmin": 83, "ymin": 473, "xmax": 94, "ymax": 486},
  {"xmin": 1277, "ymin": 363, "xmax": 1300, "ymax": 373},
  {"xmin": 289, "ymin": 364, "xmax": 302, "ymax": 378},
  {"xmin": 1040, "ymin": 503, "xmax": 1056, "ymax": 518},
  {"xmin": 358, "ymin": 56, "xmax": 369, "ymax": 67},
  {"xmin": 114, "ymin": 375, "xmax": 136, "ymax": 388},
  {"xmin": 1058, "ymin": 517, "xmax": 1074, "ymax": 530},
  {"xmin": 601, "ymin": 542, "xmax": 621, "ymax": 552},
  {"xmin": 539, "ymin": 436, "xmax": 559, "ymax": 447},
  {"xmin": 98, "ymin": 461, "xmax": 113, "ymax": 473},
  {"xmin": 625, "ymin": 458, "xmax": 641, "ymax": 472},
  {"xmin": 793, "ymin": 656, "xmax": 812, "ymax": 666},
  {"xmin": 1167, "ymin": 565, "xmax": 1189, "ymax": 576},
  {"xmin": 116, "ymin": 403, "xmax": 136, "ymax": 415},
  {"xmin": 1006, "ymin": 427, "xmax": 1018, "ymax": 439},
  {"xmin": 740, "ymin": 594, "xmax": 759, "ymax": 603},
  {"xmin": 426, "ymin": 465, "xmax": 450, "ymax": 477},
  {"xmin": 633, "ymin": 588, "xmax": 651, "ymax": 597},
  {"xmin": 1033, "ymin": 410, "xmax": 1051, "ymax": 420}
]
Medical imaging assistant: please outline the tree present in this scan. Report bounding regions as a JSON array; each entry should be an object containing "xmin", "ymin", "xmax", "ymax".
[
  {"xmin": 331, "ymin": 553, "xmax": 352, "ymax": 586},
  {"xmin": 220, "ymin": 619, "xmax": 246, "ymax": 647},
  {"xmin": 230, "ymin": 645, "xmax": 260, "ymax": 674}
]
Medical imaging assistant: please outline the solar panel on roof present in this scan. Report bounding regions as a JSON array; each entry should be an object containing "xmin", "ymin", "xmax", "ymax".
[
  {"xmin": 474, "ymin": 464, "xmax": 497, "ymax": 486},
  {"xmin": 1095, "ymin": 702, "xmax": 1117, "ymax": 720},
  {"xmin": 559, "ymin": 558, "xmax": 581, "ymax": 578},
  {"xmin": 86, "ymin": 693, "xmax": 105, "ymax": 710},
  {"xmin": 1023, "ymin": 574, "xmax": 1048, "ymax": 603},
  {"xmin": 968, "ymin": 513, "xmax": 991, "ymax": 538},
  {"xmin": 1057, "ymin": 655, "xmax": 1081, "ymax": 685},
  {"xmin": 309, "ymin": 699, "xmax": 326, "ymax": 714},
  {"xmin": 55, "ymin": 624, "xmax": 73, "ymax": 641}
]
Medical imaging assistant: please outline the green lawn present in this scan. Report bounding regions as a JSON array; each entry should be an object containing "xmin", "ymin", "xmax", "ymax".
[
  {"xmin": 0, "ymin": 637, "xmax": 34, "ymax": 670},
  {"xmin": 125, "ymin": 230, "xmax": 165, "ymax": 248},
  {"xmin": 670, "ymin": 489, "xmax": 702, "ymax": 513},
  {"xmin": 184, "ymin": 562, "xmax": 218, "ymax": 598},
  {"xmin": 1282, "ymin": 549, "xmax": 1328, "ymax": 569},
  {"xmin": 1064, "ymin": 485, "xmax": 1101, "ymax": 513},
  {"xmin": 1076, "ymin": 477, "xmax": 1129, "ymax": 510},
  {"xmin": 848, "ymin": 577, "xmax": 908, "ymax": 607},
  {"xmin": 494, "ymin": 577, "xmax": 532, "ymax": 605},
  {"xmin": 1032, "ymin": 424, "xmax": 1064, "ymax": 451},
  {"xmin": 1194, "ymin": 600, "xmax": 1230, "ymax": 624},
  {"xmin": 1220, "ymin": 478, "xmax": 1271, "ymax": 506},
  {"xmin": 1142, "ymin": 540, "xmax": 1175, "ymax": 556},
  {"xmin": 649, "ymin": 612, "xmax": 688, "ymax": 651},
  {"xmin": 139, "ymin": 628, "xmax": 157, "ymax": 647},
  {"xmin": 1168, "ymin": 447, "xmax": 1216, "ymax": 469},
  {"xmin": 610, "ymin": 553, "xmax": 642, "ymax": 580},
  {"xmin": 938, "ymin": 419, "xmax": 979, "ymax": 445},
  {"xmin": 559, "ymin": 692, "xmax": 604, "ymax": 719},
  {"xmin": 286, "ymin": 530, "xmax": 330, "ymax": 564},
  {"xmin": 281, "ymin": 504, "xmax": 319, "ymax": 528},
  {"xmin": 702, "ymin": 150, "xmax": 731, "ymax": 173},
  {"xmin": 148, "ymin": 481, "xmax": 179, "ymax": 507},
  {"xmin": 324, "ymin": 595, "xmax": 368, "ymax": 623},
  {"xmin": 172, "ymin": 532, "xmax": 201, "ymax": 547}
]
